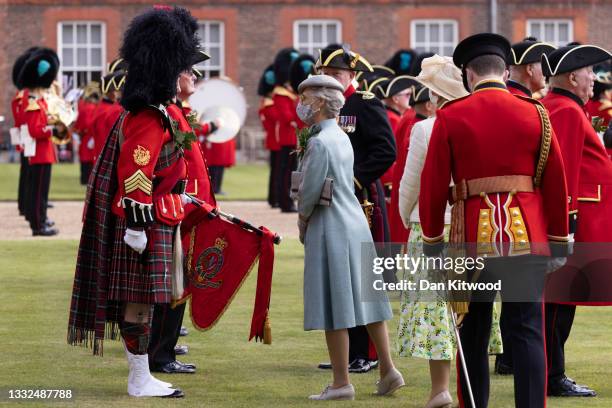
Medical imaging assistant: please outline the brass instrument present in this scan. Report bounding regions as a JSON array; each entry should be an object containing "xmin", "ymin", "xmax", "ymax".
[{"xmin": 45, "ymin": 81, "xmax": 76, "ymax": 145}]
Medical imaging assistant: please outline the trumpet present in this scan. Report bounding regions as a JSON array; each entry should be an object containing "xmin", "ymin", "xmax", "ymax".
[{"xmin": 45, "ymin": 82, "xmax": 76, "ymax": 145}]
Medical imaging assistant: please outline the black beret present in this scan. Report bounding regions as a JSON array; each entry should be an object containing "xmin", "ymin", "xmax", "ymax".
[
  {"xmin": 317, "ymin": 44, "xmax": 373, "ymax": 72},
  {"xmin": 453, "ymin": 33, "xmax": 511, "ymax": 68},
  {"xmin": 542, "ymin": 45, "xmax": 611, "ymax": 77},
  {"xmin": 509, "ymin": 38, "xmax": 556, "ymax": 65}
]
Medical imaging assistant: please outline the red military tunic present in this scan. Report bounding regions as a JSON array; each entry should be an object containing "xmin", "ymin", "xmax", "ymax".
[
  {"xmin": 11, "ymin": 90, "xmax": 28, "ymax": 152},
  {"xmin": 111, "ymin": 106, "xmax": 187, "ymax": 226},
  {"xmin": 74, "ymin": 99, "xmax": 97, "ymax": 164},
  {"xmin": 542, "ymin": 88, "xmax": 612, "ymax": 242},
  {"xmin": 272, "ymin": 85, "xmax": 301, "ymax": 147},
  {"xmin": 260, "ymin": 97, "xmax": 279, "ymax": 151},
  {"xmin": 585, "ymin": 98, "xmax": 612, "ymax": 128},
  {"xmin": 203, "ymin": 139, "xmax": 235, "ymax": 167},
  {"xmin": 389, "ymin": 110, "xmax": 423, "ymax": 243},
  {"xmin": 420, "ymin": 81, "xmax": 569, "ymax": 256},
  {"xmin": 92, "ymin": 99, "xmax": 123, "ymax": 161},
  {"xmin": 174, "ymin": 102, "xmax": 216, "ymax": 207},
  {"xmin": 380, "ymin": 107, "xmax": 402, "ymax": 190},
  {"xmin": 506, "ymin": 80, "xmax": 532, "ymax": 98},
  {"xmin": 23, "ymin": 95, "xmax": 57, "ymax": 165}
]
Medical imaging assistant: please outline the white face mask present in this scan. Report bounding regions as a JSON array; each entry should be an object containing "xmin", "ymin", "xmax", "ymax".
[
  {"xmin": 429, "ymin": 89, "xmax": 439, "ymax": 106},
  {"xmin": 296, "ymin": 101, "xmax": 318, "ymax": 125}
]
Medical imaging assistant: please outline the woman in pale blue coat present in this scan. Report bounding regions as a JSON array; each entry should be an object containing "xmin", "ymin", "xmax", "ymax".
[{"xmin": 295, "ymin": 75, "xmax": 404, "ymax": 401}]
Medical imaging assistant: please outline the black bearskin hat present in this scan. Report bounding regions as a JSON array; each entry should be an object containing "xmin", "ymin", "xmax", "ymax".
[
  {"xmin": 12, "ymin": 47, "xmax": 40, "ymax": 89},
  {"xmin": 257, "ymin": 64, "xmax": 276, "ymax": 96},
  {"xmin": 16, "ymin": 47, "xmax": 60, "ymax": 89},
  {"xmin": 385, "ymin": 49, "xmax": 417, "ymax": 76},
  {"xmin": 410, "ymin": 52, "xmax": 435, "ymax": 76},
  {"xmin": 120, "ymin": 6, "xmax": 199, "ymax": 112},
  {"xmin": 289, "ymin": 54, "xmax": 316, "ymax": 93},
  {"xmin": 273, "ymin": 48, "xmax": 299, "ymax": 86}
]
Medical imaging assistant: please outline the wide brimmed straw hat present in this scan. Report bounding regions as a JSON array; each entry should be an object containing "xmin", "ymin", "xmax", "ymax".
[{"xmin": 413, "ymin": 54, "xmax": 468, "ymax": 101}]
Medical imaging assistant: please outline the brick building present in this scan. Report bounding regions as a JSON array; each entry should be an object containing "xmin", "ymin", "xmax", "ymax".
[{"xmin": 2, "ymin": 0, "xmax": 610, "ymax": 153}]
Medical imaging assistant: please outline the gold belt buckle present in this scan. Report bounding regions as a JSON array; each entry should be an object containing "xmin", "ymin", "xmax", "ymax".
[{"xmin": 361, "ymin": 199, "xmax": 374, "ymax": 228}]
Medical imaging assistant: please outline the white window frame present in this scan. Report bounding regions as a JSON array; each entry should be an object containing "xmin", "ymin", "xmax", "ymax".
[
  {"xmin": 410, "ymin": 19, "xmax": 458, "ymax": 56},
  {"xmin": 293, "ymin": 19, "xmax": 342, "ymax": 56},
  {"xmin": 195, "ymin": 21, "xmax": 225, "ymax": 79},
  {"xmin": 57, "ymin": 21, "xmax": 106, "ymax": 92},
  {"xmin": 526, "ymin": 19, "xmax": 574, "ymax": 47}
]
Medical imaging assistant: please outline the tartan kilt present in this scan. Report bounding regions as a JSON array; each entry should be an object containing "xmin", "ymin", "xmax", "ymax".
[{"xmin": 108, "ymin": 216, "xmax": 175, "ymax": 304}]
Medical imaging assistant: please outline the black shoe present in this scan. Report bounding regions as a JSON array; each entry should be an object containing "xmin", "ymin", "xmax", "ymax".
[
  {"xmin": 176, "ymin": 360, "xmax": 196, "ymax": 369},
  {"xmin": 160, "ymin": 389, "xmax": 185, "ymax": 398},
  {"xmin": 281, "ymin": 207, "xmax": 298, "ymax": 213},
  {"xmin": 47, "ymin": 202, "xmax": 54, "ymax": 209},
  {"xmin": 494, "ymin": 358, "xmax": 513, "ymax": 375},
  {"xmin": 368, "ymin": 360, "xmax": 379, "ymax": 370},
  {"xmin": 44, "ymin": 219, "xmax": 55, "ymax": 227},
  {"xmin": 548, "ymin": 377, "xmax": 597, "ymax": 397},
  {"xmin": 33, "ymin": 227, "xmax": 58, "ymax": 236},
  {"xmin": 317, "ymin": 362, "xmax": 332, "ymax": 370},
  {"xmin": 179, "ymin": 326, "xmax": 188, "ymax": 337},
  {"xmin": 174, "ymin": 345, "xmax": 188, "ymax": 355},
  {"xmin": 152, "ymin": 361, "xmax": 195, "ymax": 374},
  {"xmin": 348, "ymin": 358, "xmax": 371, "ymax": 373}
]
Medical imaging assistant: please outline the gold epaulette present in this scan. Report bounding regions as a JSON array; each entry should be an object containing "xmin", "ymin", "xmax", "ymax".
[
  {"xmin": 272, "ymin": 86, "xmax": 297, "ymax": 100},
  {"xmin": 356, "ymin": 90, "xmax": 375, "ymax": 100},
  {"xmin": 25, "ymin": 98, "xmax": 41, "ymax": 112},
  {"xmin": 15, "ymin": 90, "xmax": 25, "ymax": 100}
]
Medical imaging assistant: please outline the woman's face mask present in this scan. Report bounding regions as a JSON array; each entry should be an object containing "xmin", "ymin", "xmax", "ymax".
[{"xmin": 296, "ymin": 100, "xmax": 318, "ymax": 125}]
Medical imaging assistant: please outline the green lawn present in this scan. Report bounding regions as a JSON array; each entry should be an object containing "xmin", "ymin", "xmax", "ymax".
[
  {"xmin": 0, "ymin": 163, "xmax": 268, "ymax": 201},
  {"xmin": 0, "ymin": 239, "xmax": 611, "ymax": 407}
]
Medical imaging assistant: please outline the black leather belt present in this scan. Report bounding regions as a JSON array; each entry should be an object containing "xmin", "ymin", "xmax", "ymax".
[{"xmin": 153, "ymin": 178, "xmax": 187, "ymax": 194}]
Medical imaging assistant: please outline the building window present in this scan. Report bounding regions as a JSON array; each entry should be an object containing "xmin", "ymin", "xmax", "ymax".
[
  {"xmin": 410, "ymin": 20, "xmax": 458, "ymax": 56},
  {"xmin": 57, "ymin": 21, "xmax": 105, "ymax": 92},
  {"xmin": 195, "ymin": 21, "xmax": 225, "ymax": 79},
  {"xmin": 527, "ymin": 19, "xmax": 573, "ymax": 47},
  {"xmin": 293, "ymin": 20, "xmax": 342, "ymax": 56}
]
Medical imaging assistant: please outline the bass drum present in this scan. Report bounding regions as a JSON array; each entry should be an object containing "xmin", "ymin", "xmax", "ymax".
[{"xmin": 189, "ymin": 76, "xmax": 247, "ymax": 143}]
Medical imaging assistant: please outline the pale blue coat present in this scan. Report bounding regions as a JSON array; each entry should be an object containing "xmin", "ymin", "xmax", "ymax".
[{"xmin": 298, "ymin": 118, "xmax": 393, "ymax": 331}]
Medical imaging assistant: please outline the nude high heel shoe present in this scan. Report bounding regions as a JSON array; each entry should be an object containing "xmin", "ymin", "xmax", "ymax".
[{"xmin": 424, "ymin": 390, "xmax": 453, "ymax": 408}]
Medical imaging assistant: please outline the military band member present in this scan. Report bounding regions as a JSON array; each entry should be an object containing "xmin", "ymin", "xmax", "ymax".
[
  {"xmin": 495, "ymin": 36, "xmax": 557, "ymax": 376},
  {"xmin": 11, "ymin": 47, "xmax": 37, "ymax": 219},
  {"xmin": 541, "ymin": 43, "xmax": 612, "ymax": 398},
  {"xmin": 74, "ymin": 81, "xmax": 100, "ymax": 185},
  {"xmin": 272, "ymin": 48, "xmax": 301, "ymax": 212},
  {"xmin": 420, "ymin": 33, "xmax": 569, "ymax": 408},
  {"xmin": 317, "ymin": 44, "xmax": 396, "ymax": 373},
  {"xmin": 17, "ymin": 47, "xmax": 61, "ymax": 236},
  {"xmin": 91, "ymin": 58, "xmax": 126, "ymax": 161},
  {"xmin": 258, "ymin": 64, "xmax": 280, "ymax": 208},
  {"xmin": 67, "ymin": 6, "xmax": 202, "ymax": 398}
]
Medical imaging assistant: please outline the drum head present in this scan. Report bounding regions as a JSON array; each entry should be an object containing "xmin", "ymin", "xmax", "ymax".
[
  {"xmin": 201, "ymin": 106, "xmax": 241, "ymax": 143},
  {"xmin": 189, "ymin": 77, "xmax": 247, "ymax": 126}
]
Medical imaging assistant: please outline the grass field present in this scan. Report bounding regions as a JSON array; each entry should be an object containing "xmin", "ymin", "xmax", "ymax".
[
  {"xmin": 1, "ymin": 239, "xmax": 611, "ymax": 407},
  {"xmin": 0, "ymin": 163, "xmax": 268, "ymax": 201}
]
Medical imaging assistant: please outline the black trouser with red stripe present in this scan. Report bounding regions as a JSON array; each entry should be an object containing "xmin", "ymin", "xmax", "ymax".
[
  {"xmin": 277, "ymin": 146, "xmax": 297, "ymax": 211},
  {"xmin": 267, "ymin": 150, "xmax": 280, "ymax": 207},
  {"xmin": 26, "ymin": 163, "xmax": 51, "ymax": 231},
  {"xmin": 545, "ymin": 303, "xmax": 575, "ymax": 383},
  {"xmin": 18, "ymin": 153, "xmax": 30, "ymax": 217},
  {"xmin": 458, "ymin": 256, "xmax": 546, "ymax": 408},
  {"xmin": 148, "ymin": 302, "xmax": 186, "ymax": 369}
]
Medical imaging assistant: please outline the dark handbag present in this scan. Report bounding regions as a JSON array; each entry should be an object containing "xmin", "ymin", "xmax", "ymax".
[{"xmin": 290, "ymin": 171, "xmax": 334, "ymax": 206}]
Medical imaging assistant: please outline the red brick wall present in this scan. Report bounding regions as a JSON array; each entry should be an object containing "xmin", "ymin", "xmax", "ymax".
[{"xmin": 2, "ymin": 0, "xmax": 611, "ymax": 142}]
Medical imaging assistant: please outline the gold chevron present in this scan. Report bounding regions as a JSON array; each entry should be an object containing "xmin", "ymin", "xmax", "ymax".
[{"xmin": 124, "ymin": 169, "xmax": 152, "ymax": 195}]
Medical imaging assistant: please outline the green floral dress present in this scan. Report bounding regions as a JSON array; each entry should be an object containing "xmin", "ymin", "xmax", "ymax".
[{"xmin": 396, "ymin": 223, "xmax": 503, "ymax": 360}]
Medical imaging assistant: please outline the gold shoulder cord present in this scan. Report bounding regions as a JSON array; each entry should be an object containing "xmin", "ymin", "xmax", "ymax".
[{"xmin": 534, "ymin": 103, "xmax": 552, "ymax": 187}]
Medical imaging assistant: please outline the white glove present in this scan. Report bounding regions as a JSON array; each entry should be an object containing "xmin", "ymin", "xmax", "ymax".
[
  {"xmin": 124, "ymin": 228, "xmax": 147, "ymax": 254},
  {"xmin": 181, "ymin": 193, "xmax": 192, "ymax": 206},
  {"xmin": 198, "ymin": 135, "xmax": 205, "ymax": 143},
  {"xmin": 87, "ymin": 138, "xmax": 94, "ymax": 149},
  {"xmin": 546, "ymin": 257, "xmax": 567, "ymax": 274}
]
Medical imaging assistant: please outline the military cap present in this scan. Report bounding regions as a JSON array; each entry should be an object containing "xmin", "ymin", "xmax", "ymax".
[
  {"xmin": 410, "ymin": 83, "xmax": 431, "ymax": 106},
  {"xmin": 273, "ymin": 47, "xmax": 300, "ymax": 85},
  {"xmin": 410, "ymin": 52, "xmax": 435, "ymax": 76},
  {"xmin": 317, "ymin": 44, "xmax": 373, "ymax": 72},
  {"xmin": 257, "ymin": 64, "xmax": 276, "ymax": 96},
  {"xmin": 509, "ymin": 37, "xmax": 556, "ymax": 66},
  {"xmin": 373, "ymin": 75, "xmax": 417, "ymax": 100},
  {"xmin": 453, "ymin": 33, "xmax": 511, "ymax": 69},
  {"xmin": 191, "ymin": 49, "xmax": 210, "ymax": 78},
  {"xmin": 542, "ymin": 44, "xmax": 611, "ymax": 77},
  {"xmin": 16, "ymin": 47, "xmax": 60, "ymax": 89},
  {"xmin": 357, "ymin": 65, "xmax": 395, "ymax": 92}
]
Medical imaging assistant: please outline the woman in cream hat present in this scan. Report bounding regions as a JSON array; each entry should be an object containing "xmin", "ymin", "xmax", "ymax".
[{"xmin": 395, "ymin": 55, "xmax": 502, "ymax": 408}]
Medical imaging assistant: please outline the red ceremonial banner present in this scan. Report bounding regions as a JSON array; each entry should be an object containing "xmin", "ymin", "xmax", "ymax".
[{"xmin": 178, "ymin": 205, "xmax": 275, "ymax": 343}]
